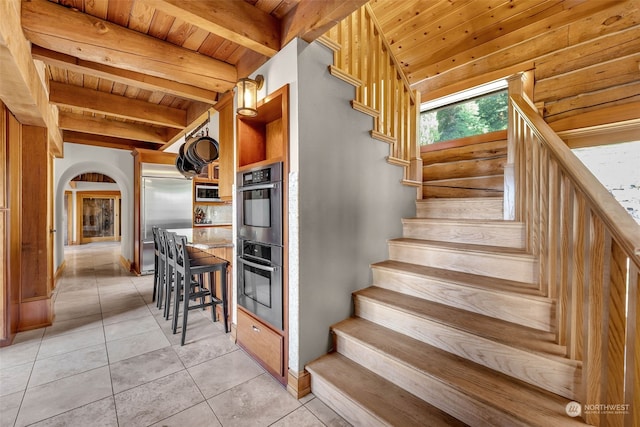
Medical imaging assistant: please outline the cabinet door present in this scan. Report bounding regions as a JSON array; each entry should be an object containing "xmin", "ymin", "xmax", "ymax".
[{"xmin": 237, "ymin": 308, "xmax": 283, "ymax": 377}]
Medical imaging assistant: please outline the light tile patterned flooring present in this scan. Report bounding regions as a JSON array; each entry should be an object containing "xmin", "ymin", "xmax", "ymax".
[{"xmin": 0, "ymin": 242, "xmax": 350, "ymax": 427}]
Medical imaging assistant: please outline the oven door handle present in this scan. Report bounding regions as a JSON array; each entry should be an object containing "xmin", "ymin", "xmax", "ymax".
[
  {"xmin": 238, "ymin": 183, "xmax": 278, "ymax": 192},
  {"xmin": 238, "ymin": 257, "xmax": 277, "ymax": 272}
]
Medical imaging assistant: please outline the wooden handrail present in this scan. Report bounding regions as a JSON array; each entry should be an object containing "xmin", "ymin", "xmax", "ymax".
[
  {"xmin": 511, "ymin": 94, "xmax": 640, "ymax": 264},
  {"xmin": 510, "ymin": 93, "xmax": 640, "ymax": 426}
]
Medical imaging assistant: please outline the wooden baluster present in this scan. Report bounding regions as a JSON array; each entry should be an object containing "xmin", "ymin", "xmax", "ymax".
[
  {"xmin": 367, "ymin": 13, "xmax": 375, "ymax": 111},
  {"xmin": 558, "ymin": 174, "xmax": 573, "ymax": 348},
  {"xmin": 583, "ymin": 216, "xmax": 610, "ymax": 426},
  {"xmin": 569, "ymin": 194, "xmax": 587, "ymax": 361},
  {"xmin": 531, "ymin": 133, "xmax": 540, "ymax": 258},
  {"xmin": 524, "ymin": 126, "xmax": 534, "ymax": 252},
  {"xmin": 538, "ymin": 145, "xmax": 550, "ymax": 296},
  {"xmin": 547, "ymin": 157, "xmax": 561, "ymax": 300},
  {"xmin": 605, "ymin": 241, "xmax": 629, "ymax": 427},
  {"xmin": 629, "ymin": 264, "xmax": 639, "ymax": 427}
]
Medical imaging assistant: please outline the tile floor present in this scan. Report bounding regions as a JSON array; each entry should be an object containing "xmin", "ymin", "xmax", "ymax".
[{"xmin": 0, "ymin": 242, "xmax": 350, "ymax": 427}]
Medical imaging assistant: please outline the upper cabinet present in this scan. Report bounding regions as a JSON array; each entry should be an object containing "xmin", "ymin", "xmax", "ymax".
[{"xmin": 237, "ymin": 85, "xmax": 289, "ymax": 170}]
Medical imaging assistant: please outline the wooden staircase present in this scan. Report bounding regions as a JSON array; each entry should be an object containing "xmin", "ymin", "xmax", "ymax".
[{"xmin": 307, "ymin": 193, "xmax": 589, "ymax": 425}]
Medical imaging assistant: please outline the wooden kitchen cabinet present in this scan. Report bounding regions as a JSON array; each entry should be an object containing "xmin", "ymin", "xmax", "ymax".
[{"xmin": 237, "ymin": 307, "xmax": 284, "ymax": 378}]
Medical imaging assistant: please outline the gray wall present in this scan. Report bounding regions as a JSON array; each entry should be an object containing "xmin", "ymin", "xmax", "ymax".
[{"xmin": 293, "ymin": 41, "xmax": 416, "ymax": 370}]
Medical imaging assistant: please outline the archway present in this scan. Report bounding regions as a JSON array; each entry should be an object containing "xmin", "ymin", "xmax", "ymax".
[{"xmin": 54, "ymin": 155, "xmax": 134, "ymax": 274}]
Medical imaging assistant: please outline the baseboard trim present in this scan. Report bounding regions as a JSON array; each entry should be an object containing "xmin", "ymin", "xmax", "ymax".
[
  {"xmin": 287, "ymin": 369, "xmax": 311, "ymax": 399},
  {"xmin": 18, "ymin": 297, "xmax": 53, "ymax": 331},
  {"xmin": 119, "ymin": 255, "xmax": 132, "ymax": 273},
  {"xmin": 54, "ymin": 260, "xmax": 66, "ymax": 282}
]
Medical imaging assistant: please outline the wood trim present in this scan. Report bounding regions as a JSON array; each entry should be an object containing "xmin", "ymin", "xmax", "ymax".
[
  {"xmin": 119, "ymin": 255, "xmax": 131, "ymax": 273},
  {"xmin": 18, "ymin": 297, "xmax": 53, "ymax": 332},
  {"xmin": 54, "ymin": 260, "xmax": 65, "ymax": 281},
  {"xmin": 287, "ymin": 369, "xmax": 311, "ymax": 399},
  {"xmin": 328, "ymin": 65, "xmax": 362, "ymax": 87},
  {"xmin": 351, "ymin": 100, "xmax": 379, "ymax": 118}
]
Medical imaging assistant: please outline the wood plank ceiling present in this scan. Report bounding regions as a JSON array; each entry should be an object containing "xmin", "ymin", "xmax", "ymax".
[
  {"xmin": 19, "ymin": 0, "xmax": 639, "ymax": 151},
  {"xmin": 20, "ymin": 0, "xmax": 368, "ymax": 151}
]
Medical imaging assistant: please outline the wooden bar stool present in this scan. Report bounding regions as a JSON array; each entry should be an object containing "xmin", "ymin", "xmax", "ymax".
[
  {"xmin": 171, "ymin": 234, "xmax": 229, "ymax": 345},
  {"xmin": 151, "ymin": 227, "xmax": 162, "ymax": 304}
]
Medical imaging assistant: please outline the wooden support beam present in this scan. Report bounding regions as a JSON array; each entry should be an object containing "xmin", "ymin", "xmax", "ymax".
[
  {"xmin": 63, "ymin": 130, "xmax": 161, "ymax": 151},
  {"xmin": 32, "ymin": 46, "xmax": 218, "ymax": 104},
  {"xmin": 141, "ymin": 0, "xmax": 280, "ymax": 57},
  {"xmin": 281, "ymin": 0, "xmax": 369, "ymax": 46},
  {"xmin": 22, "ymin": 0, "xmax": 237, "ymax": 93},
  {"xmin": 0, "ymin": 0, "xmax": 62, "ymax": 156},
  {"xmin": 58, "ymin": 111, "xmax": 171, "ymax": 143},
  {"xmin": 49, "ymin": 81, "xmax": 187, "ymax": 129}
]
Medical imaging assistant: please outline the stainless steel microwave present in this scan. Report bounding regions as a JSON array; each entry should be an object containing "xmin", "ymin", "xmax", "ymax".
[{"xmin": 195, "ymin": 184, "xmax": 220, "ymax": 202}]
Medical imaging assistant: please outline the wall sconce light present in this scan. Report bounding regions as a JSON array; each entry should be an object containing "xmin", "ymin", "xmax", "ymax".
[{"xmin": 236, "ymin": 74, "xmax": 264, "ymax": 117}]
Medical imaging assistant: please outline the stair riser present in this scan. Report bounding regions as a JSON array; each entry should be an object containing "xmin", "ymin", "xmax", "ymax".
[
  {"xmin": 354, "ymin": 297, "xmax": 579, "ymax": 400},
  {"xmin": 371, "ymin": 268, "xmax": 555, "ymax": 332},
  {"xmin": 334, "ymin": 334, "xmax": 530, "ymax": 427},
  {"xmin": 416, "ymin": 199, "xmax": 503, "ymax": 219},
  {"xmin": 388, "ymin": 243, "xmax": 538, "ymax": 283},
  {"xmin": 309, "ymin": 373, "xmax": 388, "ymax": 427},
  {"xmin": 402, "ymin": 220, "xmax": 525, "ymax": 248}
]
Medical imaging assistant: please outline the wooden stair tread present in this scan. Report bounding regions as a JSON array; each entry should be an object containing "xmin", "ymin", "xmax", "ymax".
[
  {"xmin": 306, "ymin": 352, "xmax": 468, "ymax": 427},
  {"xmin": 331, "ymin": 317, "xmax": 588, "ymax": 426},
  {"xmin": 354, "ymin": 286, "xmax": 570, "ymax": 359},
  {"xmin": 371, "ymin": 260, "xmax": 542, "ymax": 296},
  {"xmin": 390, "ymin": 237, "xmax": 532, "ymax": 258}
]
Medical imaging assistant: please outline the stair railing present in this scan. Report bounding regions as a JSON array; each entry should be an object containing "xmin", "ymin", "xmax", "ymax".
[
  {"xmin": 510, "ymin": 94, "xmax": 640, "ymax": 426},
  {"xmin": 318, "ymin": 4, "xmax": 422, "ymax": 188}
]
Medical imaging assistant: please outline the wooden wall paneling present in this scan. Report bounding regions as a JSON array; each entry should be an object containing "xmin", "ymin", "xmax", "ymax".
[
  {"xmin": 19, "ymin": 125, "xmax": 53, "ymax": 331},
  {"xmin": 535, "ymin": 26, "xmax": 640, "ymax": 81},
  {"xmin": 535, "ymin": 54, "xmax": 640, "ymax": 103},
  {"xmin": 544, "ymin": 81, "xmax": 640, "ymax": 122}
]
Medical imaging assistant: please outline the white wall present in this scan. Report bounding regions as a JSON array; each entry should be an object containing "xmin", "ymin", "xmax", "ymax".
[
  {"xmin": 293, "ymin": 41, "xmax": 416, "ymax": 371},
  {"xmin": 54, "ymin": 143, "xmax": 134, "ymax": 271},
  {"xmin": 252, "ymin": 39, "xmax": 416, "ymax": 373}
]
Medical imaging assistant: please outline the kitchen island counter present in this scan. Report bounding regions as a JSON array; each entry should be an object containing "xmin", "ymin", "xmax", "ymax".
[{"xmin": 168, "ymin": 226, "xmax": 233, "ymax": 250}]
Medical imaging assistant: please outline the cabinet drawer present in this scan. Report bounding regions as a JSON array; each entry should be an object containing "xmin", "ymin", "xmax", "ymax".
[{"xmin": 237, "ymin": 309, "xmax": 283, "ymax": 377}]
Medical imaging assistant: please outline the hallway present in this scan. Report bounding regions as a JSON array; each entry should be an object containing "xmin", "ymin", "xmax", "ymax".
[{"xmin": 0, "ymin": 243, "xmax": 349, "ymax": 427}]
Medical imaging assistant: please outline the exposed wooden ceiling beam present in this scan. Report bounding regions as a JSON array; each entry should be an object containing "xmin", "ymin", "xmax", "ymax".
[
  {"xmin": 32, "ymin": 46, "xmax": 218, "ymax": 104},
  {"xmin": 49, "ymin": 81, "xmax": 187, "ymax": 129},
  {"xmin": 21, "ymin": 0, "xmax": 237, "ymax": 93},
  {"xmin": 59, "ymin": 111, "xmax": 173, "ymax": 143},
  {"xmin": 141, "ymin": 0, "xmax": 280, "ymax": 57},
  {"xmin": 63, "ymin": 130, "xmax": 162, "ymax": 151},
  {"xmin": 281, "ymin": 0, "xmax": 368, "ymax": 46},
  {"xmin": 0, "ymin": 0, "xmax": 62, "ymax": 156}
]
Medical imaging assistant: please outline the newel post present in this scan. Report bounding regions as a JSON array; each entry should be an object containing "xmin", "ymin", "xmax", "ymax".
[{"xmin": 505, "ymin": 71, "xmax": 534, "ymax": 221}]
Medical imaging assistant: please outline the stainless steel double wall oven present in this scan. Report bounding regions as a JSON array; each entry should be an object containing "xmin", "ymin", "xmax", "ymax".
[{"xmin": 236, "ymin": 162, "xmax": 284, "ymax": 330}]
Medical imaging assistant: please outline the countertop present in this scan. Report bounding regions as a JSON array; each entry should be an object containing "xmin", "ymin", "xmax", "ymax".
[{"xmin": 167, "ymin": 227, "xmax": 233, "ymax": 249}]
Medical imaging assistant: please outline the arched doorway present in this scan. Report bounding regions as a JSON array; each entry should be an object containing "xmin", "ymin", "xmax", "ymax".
[
  {"xmin": 54, "ymin": 144, "xmax": 135, "ymax": 276},
  {"xmin": 64, "ymin": 173, "xmax": 122, "ymax": 245}
]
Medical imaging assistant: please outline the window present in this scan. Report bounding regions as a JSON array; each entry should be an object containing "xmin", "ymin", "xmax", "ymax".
[{"xmin": 420, "ymin": 80, "xmax": 508, "ymax": 145}]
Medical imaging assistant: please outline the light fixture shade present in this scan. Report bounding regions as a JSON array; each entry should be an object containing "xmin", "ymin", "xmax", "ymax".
[{"xmin": 236, "ymin": 75, "xmax": 264, "ymax": 117}]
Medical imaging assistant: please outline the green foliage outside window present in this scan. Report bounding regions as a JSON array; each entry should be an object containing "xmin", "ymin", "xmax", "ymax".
[{"xmin": 419, "ymin": 90, "xmax": 508, "ymax": 145}]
